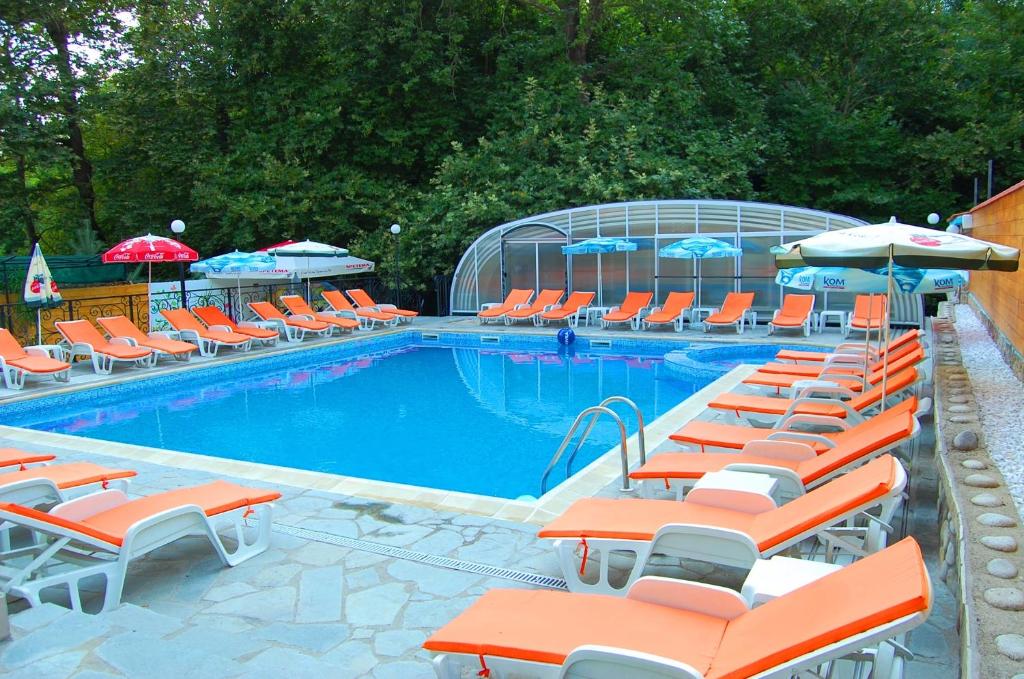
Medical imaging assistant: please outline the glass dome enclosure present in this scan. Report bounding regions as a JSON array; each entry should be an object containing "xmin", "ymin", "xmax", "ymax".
[{"xmin": 450, "ymin": 200, "xmax": 872, "ymax": 316}]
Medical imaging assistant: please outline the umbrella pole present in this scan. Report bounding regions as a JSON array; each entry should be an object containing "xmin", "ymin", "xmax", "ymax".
[
  {"xmin": 861, "ymin": 293, "xmax": 872, "ymax": 388},
  {"xmin": 597, "ymin": 253, "xmax": 602, "ymax": 307},
  {"xmin": 36, "ymin": 308, "xmax": 42, "ymax": 345},
  {"xmin": 880, "ymin": 251, "xmax": 894, "ymax": 411},
  {"xmin": 696, "ymin": 258, "xmax": 701, "ymax": 308},
  {"xmin": 147, "ymin": 263, "xmax": 153, "ymax": 332}
]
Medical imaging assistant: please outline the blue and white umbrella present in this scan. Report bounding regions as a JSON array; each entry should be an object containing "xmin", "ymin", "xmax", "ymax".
[
  {"xmin": 658, "ymin": 237, "xmax": 743, "ymax": 306},
  {"xmin": 191, "ymin": 251, "xmax": 277, "ymax": 318},
  {"xmin": 23, "ymin": 243, "xmax": 63, "ymax": 343},
  {"xmin": 562, "ymin": 238, "xmax": 637, "ymax": 306},
  {"xmin": 775, "ymin": 265, "xmax": 968, "ymax": 294}
]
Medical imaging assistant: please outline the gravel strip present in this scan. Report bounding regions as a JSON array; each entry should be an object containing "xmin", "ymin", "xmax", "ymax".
[{"xmin": 955, "ymin": 305, "xmax": 1024, "ymax": 518}]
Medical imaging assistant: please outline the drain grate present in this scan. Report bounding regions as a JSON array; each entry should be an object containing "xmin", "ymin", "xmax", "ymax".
[{"xmin": 273, "ymin": 522, "xmax": 568, "ymax": 590}]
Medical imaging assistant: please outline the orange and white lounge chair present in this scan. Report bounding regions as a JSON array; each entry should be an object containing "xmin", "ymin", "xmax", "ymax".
[
  {"xmin": 709, "ymin": 366, "xmax": 920, "ymax": 425},
  {"xmin": 0, "ymin": 462, "xmax": 136, "ymax": 509},
  {"xmin": 346, "ymin": 288, "xmax": 418, "ymax": 322},
  {"xmin": 742, "ymin": 343, "xmax": 925, "ymax": 394},
  {"xmin": 55, "ymin": 320, "xmax": 154, "ymax": 375},
  {"xmin": 423, "ymin": 537, "xmax": 931, "ymax": 679},
  {"xmin": 774, "ymin": 328, "xmax": 922, "ymax": 364},
  {"xmin": 280, "ymin": 295, "xmax": 360, "ymax": 333},
  {"xmin": 702, "ymin": 292, "xmax": 755, "ymax": 334},
  {"xmin": 601, "ymin": 291, "xmax": 653, "ymax": 330},
  {"xmin": 0, "ymin": 448, "xmax": 55, "ymax": 469},
  {"xmin": 642, "ymin": 291, "xmax": 695, "ymax": 331},
  {"xmin": 845, "ymin": 294, "xmax": 888, "ymax": 337},
  {"xmin": 632, "ymin": 398, "xmax": 918, "ymax": 500},
  {"xmin": 322, "ymin": 290, "xmax": 398, "ymax": 330},
  {"xmin": 768, "ymin": 293, "xmax": 816, "ymax": 337},
  {"xmin": 191, "ymin": 306, "xmax": 280, "ymax": 346},
  {"xmin": 539, "ymin": 455, "xmax": 906, "ymax": 595},
  {"xmin": 248, "ymin": 301, "xmax": 331, "ymax": 342},
  {"xmin": 97, "ymin": 315, "xmax": 198, "ymax": 364},
  {"xmin": 763, "ymin": 336, "xmax": 921, "ymax": 376},
  {"xmin": 0, "ymin": 328, "xmax": 71, "ymax": 389},
  {"xmin": 478, "ymin": 288, "xmax": 534, "ymax": 324},
  {"xmin": 0, "ymin": 480, "xmax": 280, "ymax": 613},
  {"xmin": 504, "ymin": 289, "xmax": 564, "ymax": 326},
  {"xmin": 538, "ymin": 291, "xmax": 594, "ymax": 327},
  {"xmin": 161, "ymin": 308, "xmax": 252, "ymax": 356}
]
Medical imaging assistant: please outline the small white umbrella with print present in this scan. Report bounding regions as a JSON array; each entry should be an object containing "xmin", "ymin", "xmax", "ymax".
[{"xmin": 23, "ymin": 243, "xmax": 63, "ymax": 344}]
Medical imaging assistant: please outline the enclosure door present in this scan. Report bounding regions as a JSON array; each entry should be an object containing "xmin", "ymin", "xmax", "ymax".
[{"xmin": 503, "ymin": 237, "xmax": 567, "ymax": 296}]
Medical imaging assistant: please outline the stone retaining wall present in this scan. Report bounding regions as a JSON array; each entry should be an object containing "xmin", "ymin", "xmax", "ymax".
[{"xmin": 932, "ymin": 305, "xmax": 1024, "ymax": 677}]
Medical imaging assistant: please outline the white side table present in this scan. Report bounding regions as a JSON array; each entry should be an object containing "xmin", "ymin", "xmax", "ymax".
[
  {"xmin": 690, "ymin": 307, "xmax": 718, "ymax": 324},
  {"xmin": 693, "ymin": 469, "xmax": 779, "ymax": 501},
  {"xmin": 741, "ymin": 555, "xmax": 842, "ymax": 606},
  {"xmin": 585, "ymin": 307, "xmax": 610, "ymax": 326},
  {"xmin": 817, "ymin": 310, "xmax": 846, "ymax": 333}
]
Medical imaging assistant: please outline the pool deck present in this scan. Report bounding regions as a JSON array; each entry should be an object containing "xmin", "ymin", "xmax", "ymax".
[{"xmin": 0, "ymin": 318, "xmax": 958, "ymax": 677}]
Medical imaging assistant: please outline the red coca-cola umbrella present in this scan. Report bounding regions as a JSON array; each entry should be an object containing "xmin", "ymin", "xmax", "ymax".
[{"xmin": 102, "ymin": 234, "xmax": 199, "ymax": 330}]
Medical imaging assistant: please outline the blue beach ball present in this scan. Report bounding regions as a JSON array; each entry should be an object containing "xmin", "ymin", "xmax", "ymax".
[{"xmin": 557, "ymin": 327, "xmax": 576, "ymax": 346}]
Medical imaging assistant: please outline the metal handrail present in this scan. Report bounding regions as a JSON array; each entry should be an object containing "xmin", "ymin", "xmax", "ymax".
[
  {"xmin": 563, "ymin": 396, "xmax": 647, "ymax": 480},
  {"xmin": 540, "ymin": 405, "xmax": 631, "ymax": 496}
]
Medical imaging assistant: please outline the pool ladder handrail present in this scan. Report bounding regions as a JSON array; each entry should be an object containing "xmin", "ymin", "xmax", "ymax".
[{"xmin": 539, "ymin": 396, "xmax": 647, "ymax": 496}]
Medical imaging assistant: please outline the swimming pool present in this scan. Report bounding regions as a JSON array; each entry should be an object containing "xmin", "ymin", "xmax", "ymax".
[{"xmin": 0, "ymin": 333, "xmax": 809, "ymax": 498}]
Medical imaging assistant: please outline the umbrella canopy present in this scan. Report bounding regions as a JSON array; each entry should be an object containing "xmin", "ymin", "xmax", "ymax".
[
  {"xmin": 190, "ymin": 250, "xmax": 276, "ymax": 274},
  {"xmin": 658, "ymin": 236, "xmax": 742, "ymax": 260},
  {"xmin": 561, "ymin": 237, "xmax": 637, "ymax": 255},
  {"xmin": 101, "ymin": 234, "xmax": 199, "ymax": 263},
  {"xmin": 772, "ymin": 220, "xmax": 1019, "ymax": 271},
  {"xmin": 776, "ymin": 265, "xmax": 968, "ymax": 294},
  {"xmin": 23, "ymin": 243, "xmax": 62, "ymax": 309},
  {"xmin": 265, "ymin": 239, "xmax": 348, "ymax": 258}
]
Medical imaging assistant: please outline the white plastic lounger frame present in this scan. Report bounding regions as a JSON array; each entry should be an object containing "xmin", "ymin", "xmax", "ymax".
[
  {"xmin": 59, "ymin": 337, "xmax": 155, "ymax": 375},
  {"xmin": 169, "ymin": 327, "xmax": 251, "ymax": 357},
  {"xmin": 538, "ymin": 303, "xmax": 589, "ymax": 328},
  {"xmin": 0, "ymin": 490, "xmax": 273, "ymax": 614},
  {"xmin": 0, "ymin": 345, "xmax": 70, "ymax": 389},
  {"xmin": 600, "ymin": 305, "xmax": 652, "ymax": 331},
  {"xmin": 702, "ymin": 309, "xmax": 757, "ymax": 334},
  {"xmin": 206, "ymin": 320, "xmax": 280, "ymax": 346},
  {"xmin": 549, "ymin": 462, "xmax": 907, "ymax": 596},
  {"xmin": 429, "ymin": 575, "xmax": 929, "ymax": 679}
]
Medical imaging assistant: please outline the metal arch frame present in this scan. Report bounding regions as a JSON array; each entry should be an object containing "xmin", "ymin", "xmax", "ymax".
[
  {"xmin": 496, "ymin": 222, "xmax": 569, "ymax": 304},
  {"xmin": 450, "ymin": 200, "xmax": 868, "ymax": 314}
]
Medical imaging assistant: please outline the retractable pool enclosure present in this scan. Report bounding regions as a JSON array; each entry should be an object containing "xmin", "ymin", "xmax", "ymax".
[{"xmin": 449, "ymin": 200, "xmax": 920, "ymax": 325}]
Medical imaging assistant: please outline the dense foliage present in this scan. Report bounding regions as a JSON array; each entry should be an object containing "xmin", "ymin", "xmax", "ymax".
[{"xmin": 2, "ymin": 0, "xmax": 1022, "ymax": 293}]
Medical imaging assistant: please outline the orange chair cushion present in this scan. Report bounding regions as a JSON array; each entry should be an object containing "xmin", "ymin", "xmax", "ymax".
[
  {"xmin": 0, "ymin": 448, "xmax": 56, "ymax": 467},
  {"xmin": 423, "ymin": 588, "xmax": 727, "ymax": 671},
  {"xmin": 0, "ymin": 462, "xmax": 136, "ymax": 489},
  {"xmin": 6, "ymin": 355, "xmax": 70, "ymax": 374},
  {"xmin": 233, "ymin": 326, "xmax": 279, "ymax": 340},
  {"xmin": 771, "ymin": 314, "xmax": 809, "ymax": 327},
  {"xmin": 314, "ymin": 313, "xmax": 359, "ymax": 329},
  {"xmin": 98, "ymin": 343, "xmax": 152, "ymax": 360},
  {"xmin": 285, "ymin": 317, "xmax": 329, "ymax": 331},
  {"xmin": 141, "ymin": 338, "xmax": 198, "ymax": 356},
  {"xmin": 709, "ymin": 392, "xmax": 849, "ymax": 418},
  {"xmin": 668, "ymin": 420, "xmax": 832, "ymax": 453}
]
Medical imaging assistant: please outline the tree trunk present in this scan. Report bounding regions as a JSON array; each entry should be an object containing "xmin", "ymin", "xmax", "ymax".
[{"xmin": 44, "ymin": 19, "xmax": 102, "ymax": 241}]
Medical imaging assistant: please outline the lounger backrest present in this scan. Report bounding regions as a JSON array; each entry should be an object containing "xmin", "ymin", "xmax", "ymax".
[
  {"xmin": 506, "ymin": 289, "xmax": 534, "ymax": 307},
  {"xmin": 55, "ymin": 320, "xmax": 109, "ymax": 347},
  {"xmin": 281, "ymin": 295, "xmax": 315, "ymax": 315},
  {"xmin": 532, "ymin": 289, "xmax": 564, "ymax": 309},
  {"xmin": 323, "ymin": 290, "xmax": 355, "ymax": 312},
  {"xmin": 779, "ymin": 294, "xmax": 815, "ymax": 318},
  {"xmin": 866, "ymin": 346, "xmax": 925, "ymax": 381},
  {"xmin": 562, "ymin": 291, "xmax": 595, "ymax": 311},
  {"xmin": 662, "ymin": 291, "xmax": 695, "ymax": 314},
  {"xmin": 620, "ymin": 291, "xmax": 653, "ymax": 313},
  {"xmin": 0, "ymin": 502, "xmax": 122, "ymax": 546},
  {"xmin": 800, "ymin": 401, "xmax": 916, "ymax": 483},
  {"xmin": 884, "ymin": 329, "xmax": 920, "ymax": 355},
  {"xmin": 346, "ymin": 288, "xmax": 376, "ymax": 307},
  {"xmin": 749, "ymin": 455, "xmax": 901, "ymax": 550},
  {"xmin": 850, "ymin": 367, "xmax": 918, "ymax": 410},
  {"xmin": 709, "ymin": 537, "xmax": 930, "ymax": 679},
  {"xmin": 0, "ymin": 329, "xmax": 29, "ymax": 361},
  {"xmin": 161, "ymin": 308, "xmax": 204, "ymax": 332},
  {"xmin": 249, "ymin": 301, "xmax": 286, "ymax": 321},
  {"xmin": 719, "ymin": 292, "xmax": 755, "ymax": 317},
  {"xmin": 192, "ymin": 306, "xmax": 237, "ymax": 330},
  {"xmin": 867, "ymin": 340, "xmax": 921, "ymax": 371},
  {"xmin": 97, "ymin": 316, "xmax": 147, "ymax": 342},
  {"xmin": 852, "ymin": 295, "xmax": 887, "ymax": 324}
]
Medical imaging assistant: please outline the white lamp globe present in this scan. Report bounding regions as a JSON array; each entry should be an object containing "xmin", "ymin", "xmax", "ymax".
[
  {"xmin": 170, "ymin": 219, "xmax": 186, "ymax": 234},
  {"xmin": 926, "ymin": 213, "xmax": 940, "ymax": 225},
  {"xmin": 390, "ymin": 223, "xmax": 401, "ymax": 235}
]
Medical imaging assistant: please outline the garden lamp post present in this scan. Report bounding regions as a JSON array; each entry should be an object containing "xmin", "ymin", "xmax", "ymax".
[
  {"xmin": 170, "ymin": 219, "xmax": 187, "ymax": 308},
  {"xmin": 390, "ymin": 223, "xmax": 401, "ymax": 306}
]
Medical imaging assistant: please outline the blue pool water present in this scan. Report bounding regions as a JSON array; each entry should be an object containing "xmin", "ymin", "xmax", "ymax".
[{"xmin": 0, "ymin": 335, "xmax": 805, "ymax": 498}]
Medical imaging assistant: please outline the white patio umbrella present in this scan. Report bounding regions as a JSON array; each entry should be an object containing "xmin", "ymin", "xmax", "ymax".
[
  {"xmin": 773, "ymin": 218, "xmax": 1019, "ymax": 405},
  {"xmin": 23, "ymin": 243, "xmax": 63, "ymax": 344},
  {"xmin": 265, "ymin": 240, "xmax": 349, "ymax": 301}
]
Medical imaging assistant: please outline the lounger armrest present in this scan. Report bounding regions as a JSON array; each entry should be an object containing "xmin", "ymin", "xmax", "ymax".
[
  {"xmin": 289, "ymin": 313, "xmax": 316, "ymax": 321},
  {"xmin": 684, "ymin": 487, "xmax": 778, "ymax": 513},
  {"xmin": 68, "ymin": 341, "xmax": 95, "ymax": 357},
  {"xmin": 176, "ymin": 329, "xmax": 204, "ymax": 343},
  {"xmin": 51, "ymin": 488, "xmax": 132, "ymax": 521},
  {"xmin": 608, "ymin": 305, "xmax": 621, "ymax": 313},
  {"xmin": 332, "ymin": 310, "xmax": 358, "ymax": 320},
  {"xmin": 776, "ymin": 413, "xmax": 851, "ymax": 431},
  {"xmin": 561, "ymin": 646, "xmax": 704, "ymax": 679},
  {"xmin": 626, "ymin": 576, "xmax": 749, "ymax": 620},
  {"xmin": 542, "ymin": 304, "xmax": 559, "ymax": 312},
  {"xmin": 109, "ymin": 337, "xmax": 135, "ymax": 347},
  {"xmin": 722, "ymin": 464, "xmax": 806, "ymax": 498},
  {"xmin": 765, "ymin": 431, "xmax": 837, "ymax": 449},
  {"xmin": 834, "ymin": 343, "xmax": 879, "ymax": 357},
  {"xmin": 511, "ymin": 303, "xmax": 531, "ymax": 310},
  {"xmin": 791, "ymin": 381, "xmax": 855, "ymax": 400},
  {"xmin": 823, "ymin": 353, "xmax": 869, "ymax": 367},
  {"xmin": 208, "ymin": 324, "xmax": 233, "ymax": 333},
  {"xmin": 479, "ymin": 302, "xmax": 502, "ymax": 311},
  {"xmin": 376, "ymin": 303, "xmax": 398, "ymax": 312},
  {"xmin": 740, "ymin": 439, "xmax": 817, "ymax": 460},
  {"xmin": 650, "ymin": 523, "xmax": 762, "ymax": 570},
  {"xmin": 149, "ymin": 331, "xmax": 177, "ymax": 341},
  {"xmin": 25, "ymin": 344, "xmax": 67, "ymax": 360},
  {"xmin": 782, "ymin": 397, "xmax": 864, "ymax": 423}
]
